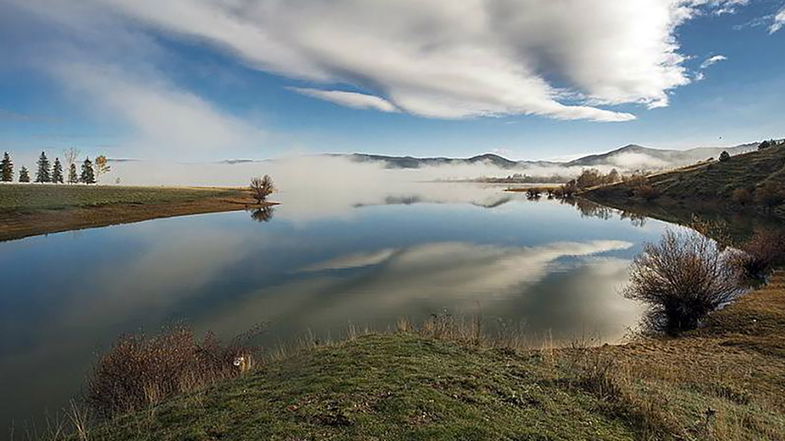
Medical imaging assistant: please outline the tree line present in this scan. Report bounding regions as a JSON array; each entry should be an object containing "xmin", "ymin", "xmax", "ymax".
[{"xmin": 0, "ymin": 149, "xmax": 110, "ymax": 184}]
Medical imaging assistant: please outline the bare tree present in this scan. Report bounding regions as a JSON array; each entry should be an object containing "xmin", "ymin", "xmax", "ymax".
[
  {"xmin": 63, "ymin": 147, "xmax": 80, "ymax": 182},
  {"xmin": 95, "ymin": 155, "xmax": 111, "ymax": 182},
  {"xmin": 249, "ymin": 175, "xmax": 274, "ymax": 204},
  {"xmin": 624, "ymin": 230, "xmax": 743, "ymax": 335}
]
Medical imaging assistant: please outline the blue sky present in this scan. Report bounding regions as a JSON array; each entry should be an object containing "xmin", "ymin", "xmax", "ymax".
[{"xmin": 1, "ymin": 0, "xmax": 784, "ymax": 162}]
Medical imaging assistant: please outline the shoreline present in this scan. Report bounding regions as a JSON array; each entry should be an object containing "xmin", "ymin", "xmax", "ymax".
[
  {"xmin": 80, "ymin": 269, "xmax": 785, "ymax": 440},
  {"xmin": 0, "ymin": 184, "xmax": 276, "ymax": 242}
]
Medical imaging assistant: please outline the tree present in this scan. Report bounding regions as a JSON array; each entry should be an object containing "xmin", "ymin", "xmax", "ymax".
[
  {"xmin": 606, "ymin": 168, "xmax": 621, "ymax": 184},
  {"xmin": 0, "ymin": 152, "xmax": 12, "ymax": 182},
  {"xmin": 36, "ymin": 151, "xmax": 51, "ymax": 183},
  {"xmin": 81, "ymin": 158, "xmax": 96, "ymax": 184},
  {"xmin": 52, "ymin": 158, "xmax": 64, "ymax": 183},
  {"xmin": 758, "ymin": 140, "xmax": 771, "ymax": 150},
  {"xmin": 68, "ymin": 163, "xmax": 79, "ymax": 184},
  {"xmin": 63, "ymin": 147, "xmax": 80, "ymax": 183},
  {"xmin": 249, "ymin": 175, "xmax": 274, "ymax": 203},
  {"xmin": 95, "ymin": 155, "xmax": 111, "ymax": 182},
  {"xmin": 19, "ymin": 166, "xmax": 30, "ymax": 182},
  {"xmin": 719, "ymin": 151, "xmax": 730, "ymax": 162},
  {"xmin": 624, "ymin": 230, "xmax": 743, "ymax": 335}
]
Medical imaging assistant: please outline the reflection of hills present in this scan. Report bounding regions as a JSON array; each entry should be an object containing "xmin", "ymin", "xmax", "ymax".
[
  {"xmin": 352, "ymin": 194, "xmax": 513, "ymax": 209},
  {"xmin": 470, "ymin": 196, "xmax": 513, "ymax": 208}
]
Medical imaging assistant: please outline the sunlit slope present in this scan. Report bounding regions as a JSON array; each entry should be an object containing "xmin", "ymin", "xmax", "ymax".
[{"xmin": 587, "ymin": 145, "xmax": 785, "ymax": 217}]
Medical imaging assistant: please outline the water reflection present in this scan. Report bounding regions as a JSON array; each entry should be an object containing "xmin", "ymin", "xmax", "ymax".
[
  {"xmin": 249, "ymin": 205, "xmax": 276, "ymax": 222},
  {"xmin": 0, "ymin": 182, "xmax": 665, "ymax": 429}
]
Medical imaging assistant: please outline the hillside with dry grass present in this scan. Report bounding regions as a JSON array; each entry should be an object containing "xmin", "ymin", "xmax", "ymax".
[{"xmin": 585, "ymin": 144, "xmax": 785, "ymax": 220}]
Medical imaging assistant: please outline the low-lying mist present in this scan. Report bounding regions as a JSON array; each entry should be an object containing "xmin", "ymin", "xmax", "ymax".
[{"xmin": 102, "ymin": 155, "xmax": 629, "ymax": 222}]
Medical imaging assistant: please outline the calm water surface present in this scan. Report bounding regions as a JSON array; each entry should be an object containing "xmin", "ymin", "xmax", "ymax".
[{"xmin": 0, "ymin": 183, "xmax": 671, "ymax": 428}]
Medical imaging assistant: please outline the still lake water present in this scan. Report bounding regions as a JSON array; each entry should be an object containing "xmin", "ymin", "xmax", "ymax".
[{"xmin": 0, "ymin": 183, "xmax": 673, "ymax": 428}]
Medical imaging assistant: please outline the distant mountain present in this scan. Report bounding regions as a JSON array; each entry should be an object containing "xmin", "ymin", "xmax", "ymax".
[
  {"xmin": 336, "ymin": 142, "xmax": 761, "ymax": 172},
  {"xmin": 564, "ymin": 143, "xmax": 758, "ymax": 168},
  {"xmin": 337, "ymin": 153, "xmax": 534, "ymax": 169}
]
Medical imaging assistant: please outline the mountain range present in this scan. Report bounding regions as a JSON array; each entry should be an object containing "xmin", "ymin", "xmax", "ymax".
[{"xmin": 335, "ymin": 142, "xmax": 761, "ymax": 172}]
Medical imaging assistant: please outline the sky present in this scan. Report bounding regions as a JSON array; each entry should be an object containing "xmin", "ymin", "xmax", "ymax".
[{"xmin": 1, "ymin": 0, "xmax": 784, "ymax": 163}]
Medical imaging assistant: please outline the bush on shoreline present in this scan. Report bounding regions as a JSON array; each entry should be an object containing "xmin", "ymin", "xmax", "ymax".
[
  {"xmin": 87, "ymin": 327, "xmax": 259, "ymax": 417},
  {"xmin": 624, "ymin": 230, "xmax": 744, "ymax": 335}
]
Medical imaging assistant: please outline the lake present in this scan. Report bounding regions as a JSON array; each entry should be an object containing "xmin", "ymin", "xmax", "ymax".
[{"xmin": 0, "ymin": 182, "xmax": 673, "ymax": 429}]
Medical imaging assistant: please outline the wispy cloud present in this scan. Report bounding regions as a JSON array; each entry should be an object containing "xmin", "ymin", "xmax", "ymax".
[
  {"xmin": 289, "ymin": 88, "xmax": 399, "ymax": 113},
  {"xmin": 700, "ymin": 54, "xmax": 728, "ymax": 69},
  {"xmin": 771, "ymin": 5, "xmax": 785, "ymax": 33},
  {"xmin": 52, "ymin": 62, "xmax": 266, "ymax": 158}
]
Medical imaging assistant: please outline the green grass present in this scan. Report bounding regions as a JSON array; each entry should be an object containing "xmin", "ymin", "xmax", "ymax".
[
  {"xmin": 0, "ymin": 184, "xmax": 245, "ymax": 212},
  {"xmin": 87, "ymin": 334, "xmax": 641, "ymax": 441}
]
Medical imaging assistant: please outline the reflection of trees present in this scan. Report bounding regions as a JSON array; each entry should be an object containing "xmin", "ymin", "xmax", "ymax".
[
  {"xmin": 573, "ymin": 198, "xmax": 614, "ymax": 220},
  {"xmin": 249, "ymin": 205, "xmax": 275, "ymax": 223},
  {"xmin": 619, "ymin": 210, "xmax": 647, "ymax": 227}
]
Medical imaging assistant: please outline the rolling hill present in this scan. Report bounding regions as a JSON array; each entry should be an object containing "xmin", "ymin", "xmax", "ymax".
[
  {"xmin": 585, "ymin": 143, "xmax": 785, "ymax": 220},
  {"xmin": 336, "ymin": 142, "xmax": 760, "ymax": 172}
]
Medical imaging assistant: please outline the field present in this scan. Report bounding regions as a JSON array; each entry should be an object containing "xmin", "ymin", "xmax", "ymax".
[{"xmin": 0, "ymin": 184, "xmax": 265, "ymax": 242}]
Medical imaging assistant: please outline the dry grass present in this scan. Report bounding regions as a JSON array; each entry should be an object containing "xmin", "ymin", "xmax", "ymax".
[{"xmin": 86, "ymin": 326, "xmax": 260, "ymax": 418}]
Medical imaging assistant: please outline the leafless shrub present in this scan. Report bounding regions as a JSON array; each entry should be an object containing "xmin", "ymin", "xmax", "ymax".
[
  {"xmin": 249, "ymin": 175, "xmax": 274, "ymax": 204},
  {"xmin": 558, "ymin": 180, "xmax": 578, "ymax": 198},
  {"xmin": 87, "ymin": 326, "xmax": 260, "ymax": 417},
  {"xmin": 624, "ymin": 230, "xmax": 744, "ymax": 335},
  {"xmin": 731, "ymin": 229, "xmax": 785, "ymax": 280}
]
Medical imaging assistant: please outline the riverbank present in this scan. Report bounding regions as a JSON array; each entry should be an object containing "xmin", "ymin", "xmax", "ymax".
[
  {"xmin": 0, "ymin": 184, "xmax": 272, "ymax": 242},
  {"xmin": 78, "ymin": 270, "xmax": 785, "ymax": 440}
]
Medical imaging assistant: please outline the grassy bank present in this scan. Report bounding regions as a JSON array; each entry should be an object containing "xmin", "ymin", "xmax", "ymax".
[
  {"xmin": 0, "ymin": 184, "xmax": 268, "ymax": 242},
  {"xmin": 67, "ymin": 270, "xmax": 785, "ymax": 441}
]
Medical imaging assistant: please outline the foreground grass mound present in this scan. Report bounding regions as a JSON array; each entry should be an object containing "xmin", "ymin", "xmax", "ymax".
[{"xmin": 89, "ymin": 334, "xmax": 639, "ymax": 440}]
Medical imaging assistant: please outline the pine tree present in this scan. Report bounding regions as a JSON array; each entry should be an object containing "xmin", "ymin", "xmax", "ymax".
[
  {"xmin": 81, "ymin": 157, "xmax": 96, "ymax": 184},
  {"xmin": 52, "ymin": 158, "xmax": 64, "ymax": 183},
  {"xmin": 19, "ymin": 166, "xmax": 30, "ymax": 182},
  {"xmin": 0, "ymin": 152, "xmax": 13, "ymax": 182},
  {"xmin": 68, "ymin": 163, "xmax": 78, "ymax": 184},
  {"xmin": 35, "ymin": 151, "xmax": 51, "ymax": 183}
]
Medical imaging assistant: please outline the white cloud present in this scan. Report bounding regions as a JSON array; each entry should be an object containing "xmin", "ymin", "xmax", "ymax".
[
  {"xmin": 11, "ymin": 0, "xmax": 748, "ymax": 123},
  {"xmin": 289, "ymin": 88, "xmax": 399, "ymax": 113},
  {"xmin": 771, "ymin": 5, "xmax": 785, "ymax": 33},
  {"xmin": 700, "ymin": 54, "xmax": 728, "ymax": 69},
  {"xmin": 709, "ymin": 0, "xmax": 749, "ymax": 15},
  {"xmin": 695, "ymin": 54, "xmax": 727, "ymax": 81}
]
